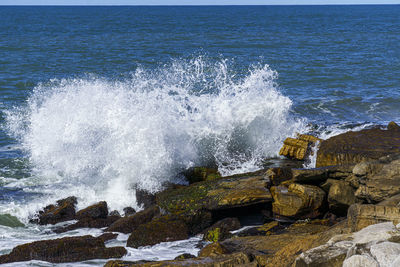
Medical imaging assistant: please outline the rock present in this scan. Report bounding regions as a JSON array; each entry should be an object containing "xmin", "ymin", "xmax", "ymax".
[
  {"xmin": 378, "ymin": 193, "xmax": 400, "ymax": 207},
  {"xmin": 348, "ymin": 204, "xmax": 400, "ymax": 232},
  {"xmin": 156, "ymin": 175, "xmax": 272, "ymax": 214},
  {"xmin": 97, "ymin": 233, "xmax": 119, "ymax": 242},
  {"xmin": 106, "ymin": 206, "xmax": 160, "ymax": 233},
  {"xmin": 237, "ymin": 221, "xmax": 281, "ymax": 237},
  {"xmin": 54, "ymin": 215, "xmax": 121, "ymax": 233},
  {"xmin": 30, "ymin": 196, "xmax": 77, "ymax": 225},
  {"xmin": 182, "ymin": 167, "xmax": 222, "ymax": 184},
  {"xmin": 174, "ymin": 253, "xmax": 196, "ymax": 260},
  {"xmin": 271, "ymin": 183, "xmax": 326, "ymax": 219},
  {"xmin": 343, "ymin": 255, "xmax": 379, "ymax": 267},
  {"xmin": 265, "ymin": 167, "xmax": 292, "ymax": 185},
  {"xmin": 279, "ymin": 134, "xmax": 321, "ymax": 160},
  {"xmin": 109, "ymin": 210, "xmax": 120, "ymax": 217},
  {"xmin": 370, "ymin": 241, "xmax": 400, "ymax": 267},
  {"xmin": 198, "ymin": 242, "xmax": 230, "ymax": 257},
  {"xmin": 354, "ymin": 157, "xmax": 400, "ymax": 203},
  {"xmin": 123, "ymin": 207, "xmax": 136, "ymax": 216},
  {"xmin": 135, "ymin": 188, "xmax": 156, "ymax": 209},
  {"xmin": 292, "ymin": 165, "xmax": 354, "ymax": 185},
  {"xmin": 388, "ymin": 121, "xmax": 400, "ymax": 131},
  {"xmin": 327, "ymin": 180, "xmax": 356, "ymax": 216},
  {"xmin": 202, "ymin": 217, "xmax": 240, "ymax": 242},
  {"xmin": 316, "ymin": 123, "xmax": 400, "ymax": 167},
  {"xmin": 295, "ymin": 222, "xmax": 400, "ymax": 267},
  {"xmin": 126, "ymin": 214, "xmax": 189, "ymax": 248},
  {"xmin": 76, "ymin": 201, "xmax": 108, "ymax": 220},
  {"xmin": 0, "ymin": 235, "xmax": 126, "ymax": 264}
]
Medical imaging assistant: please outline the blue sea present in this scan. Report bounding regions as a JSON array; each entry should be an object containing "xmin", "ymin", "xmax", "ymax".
[{"xmin": 0, "ymin": 5, "xmax": 399, "ymax": 266}]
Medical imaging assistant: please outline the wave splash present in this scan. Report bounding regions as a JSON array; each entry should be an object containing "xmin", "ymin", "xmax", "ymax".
[{"xmin": 5, "ymin": 57, "xmax": 306, "ymax": 211}]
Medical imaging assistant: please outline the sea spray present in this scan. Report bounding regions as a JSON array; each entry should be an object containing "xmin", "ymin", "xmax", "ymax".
[{"xmin": 4, "ymin": 57, "xmax": 306, "ymax": 214}]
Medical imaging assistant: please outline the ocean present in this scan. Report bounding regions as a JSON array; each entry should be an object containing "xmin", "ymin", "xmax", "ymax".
[{"xmin": 0, "ymin": 5, "xmax": 399, "ymax": 266}]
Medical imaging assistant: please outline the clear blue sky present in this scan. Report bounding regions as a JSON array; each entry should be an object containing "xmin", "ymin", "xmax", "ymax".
[{"xmin": 1, "ymin": 0, "xmax": 399, "ymax": 4}]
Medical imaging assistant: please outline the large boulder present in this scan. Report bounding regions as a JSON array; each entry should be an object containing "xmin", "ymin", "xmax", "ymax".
[
  {"xmin": 126, "ymin": 214, "xmax": 189, "ymax": 248},
  {"xmin": 354, "ymin": 156, "xmax": 400, "ymax": 203},
  {"xmin": 0, "ymin": 235, "xmax": 126, "ymax": 264},
  {"xmin": 316, "ymin": 122, "xmax": 400, "ymax": 167},
  {"xmin": 327, "ymin": 180, "xmax": 357, "ymax": 216},
  {"xmin": 202, "ymin": 217, "xmax": 241, "ymax": 242},
  {"xmin": 30, "ymin": 196, "xmax": 77, "ymax": 225},
  {"xmin": 106, "ymin": 206, "xmax": 160, "ymax": 233},
  {"xmin": 76, "ymin": 201, "xmax": 108, "ymax": 220},
  {"xmin": 271, "ymin": 183, "xmax": 326, "ymax": 219},
  {"xmin": 279, "ymin": 134, "xmax": 321, "ymax": 161},
  {"xmin": 156, "ymin": 175, "xmax": 272, "ymax": 214}
]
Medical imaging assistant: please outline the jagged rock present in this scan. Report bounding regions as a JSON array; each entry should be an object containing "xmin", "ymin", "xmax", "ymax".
[
  {"xmin": 126, "ymin": 214, "xmax": 189, "ymax": 248},
  {"xmin": 342, "ymin": 255, "xmax": 379, "ymax": 267},
  {"xmin": 76, "ymin": 201, "xmax": 108, "ymax": 220},
  {"xmin": 279, "ymin": 134, "xmax": 321, "ymax": 160},
  {"xmin": 198, "ymin": 242, "xmax": 230, "ymax": 257},
  {"xmin": 271, "ymin": 183, "xmax": 326, "ymax": 219},
  {"xmin": 316, "ymin": 122, "xmax": 400, "ymax": 167},
  {"xmin": 109, "ymin": 210, "xmax": 121, "ymax": 217},
  {"xmin": 202, "ymin": 217, "xmax": 240, "ymax": 242},
  {"xmin": 30, "ymin": 196, "xmax": 77, "ymax": 225},
  {"xmin": 106, "ymin": 206, "xmax": 160, "ymax": 233},
  {"xmin": 156, "ymin": 175, "xmax": 272, "ymax": 214},
  {"xmin": 182, "ymin": 167, "xmax": 222, "ymax": 184},
  {"xmin": 295, "ymin": 222, "xmax": 400, "ymax": 267},
  {"xmin": 265, "ymin": 167, "xmax": 292, "ymax": 185},
  {"xmin": 123, "ymin": 207, "xmax": 136, "ymax": 216},
  {"xmin": 355, "ymin": 157, "xmax": 400, "ymax": 203},
  {"xmin": 347, "ymin": 204, "xmax": 400, "ymax": 231},
  {"xmin": 388, "ymin": 121, "xmax": 400, "ymax": 131},
  {"xmin": 327, "ymin": 180, "xmax": 356, "ymax": 216},
  {"xmin": 0, "ymin": 235, "xmax": 126, "ymax": 264}
]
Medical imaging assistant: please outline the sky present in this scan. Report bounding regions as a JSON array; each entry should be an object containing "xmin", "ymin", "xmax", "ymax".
[{"xmin": 1, "ymin": 0, "xmax": 399, "ymax": 4}]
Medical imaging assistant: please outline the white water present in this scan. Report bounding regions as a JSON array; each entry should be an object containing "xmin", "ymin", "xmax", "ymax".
[{"xmin": 4, "ymin": 57, "xmax": 306, "ymax": 216}]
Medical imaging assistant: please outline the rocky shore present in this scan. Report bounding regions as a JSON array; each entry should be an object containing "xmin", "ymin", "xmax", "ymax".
[{"xmin": 1, "ymin": 121, "xmax": 400, "ymax": 266}]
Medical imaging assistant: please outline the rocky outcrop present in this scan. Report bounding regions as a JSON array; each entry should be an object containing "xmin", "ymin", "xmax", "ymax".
[
  {"xmin": 347, "ymin": 204, "xmax": 400, "ymax": 232},
  {"xmin": 30, "ymin": 196, "xmax": 77, "ymax": 225},
  {"xmin": 295, "ymin": 222, "xmax": 400, "ymax": 267},
  {"xmin": 326, "ymin": 180, "xmax": 357, "ymax": 216},
  {"xmin": 106, "ymin": 206, "xmax": 160, "ymax": 233},
  {"xmin": 279, "ymin": 134, "xmax": 321, "ymax": 160},
  {"xmin": 76, "ymin": 201, "xmax": 108, "ymax": 220},
  {"xmin": 354, "ymin": 156, "xmax": 400, "ymax": 203},
  {"xmin": 291, "ymin": 165, "xmax": 353, "ymax": 184},
  {"xmin": 0, "ymin": 235, "xmax": 126, "ymax": 264},
  {"xmin": 126, "ymin": 214, "xmax": 190, "ymax": 248},
  {"xmin": 316, "ymin": 122, "xmax": 400, "ymax": 167},
  {"xmin": 271, "ymin": 183, "xmax": 326, "ymax": 219},
  {"xmin": 156, "ymin": 175, "xmax": 272, "ymax": 214}
]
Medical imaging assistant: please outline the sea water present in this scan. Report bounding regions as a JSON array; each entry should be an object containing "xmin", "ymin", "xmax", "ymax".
[{"xmin": 0, "ymin": 5, "xmax": 399, "ymax": 265}]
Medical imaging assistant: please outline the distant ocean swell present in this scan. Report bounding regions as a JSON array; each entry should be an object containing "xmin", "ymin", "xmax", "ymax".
[{"xmin": 3, "ymin": 57, "xmax": 308, "ymax": 215}]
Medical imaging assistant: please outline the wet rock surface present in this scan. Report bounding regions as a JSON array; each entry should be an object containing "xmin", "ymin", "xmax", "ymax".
[
  {"xmin": 0, "ymin": 235, "xmax": 126, "ymax": 264},
  {"xmin": 30, "ymin": 196, "xmax": 77, "ymax": 225}
]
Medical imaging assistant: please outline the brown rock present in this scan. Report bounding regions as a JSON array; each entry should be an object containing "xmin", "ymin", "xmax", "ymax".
[
  {"xmin": 0, "ymin": 235, "xmax": 126, "ymax": 264},
  {"xmin": 316, "ymin": 123, "xmax": 400, "ymax": 167},
  {"xmin": 327, "ymin": 180, "xmax": 356, "ymax": 216},
  {"xmin": 265, "ymin": 167, "xmax": 292, "ymax": 185},
  {"xmin": 198, "ymin": 242, "xmax": 230, "ymax": 257},
  {"xmin": 279, "ymin": 134, "xmax": 321, "ymax": 160},
  {"xmin": 126, "ymin": 214, "xmax": 189, "ymax": 248},
  {"xmin": 76, "ymin": 201, "xmax": 108, "ymax": 220},
  {"xmin": 182, "ymin": 167, "xmax": 222, "ymax": 184},
  {"xmin": 202, "ymin": 217, "xmax": 240, "ymax": 242},
  {"xmin": 106, "ymin": 206, "xmax": 160, "ymax": 233},
  {"xmin": 271, "ymin": 183, "xmax": 326, "ymax": 219},
  {"xmin": 54, "ymin": 215, "xmax": 121, "ymax": 233},
  {"xmin": 348, "ymin": 204, "xmax": 400, "ymax": 231},
  {"xmin": 30, "ymin": 196, "xmax": 77, "ymax": 225}
]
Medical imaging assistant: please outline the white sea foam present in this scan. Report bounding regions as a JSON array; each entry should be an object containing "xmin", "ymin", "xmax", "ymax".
[{"xmin": 4, "ymin": 57, "xmax": 306, "ymax": 214}]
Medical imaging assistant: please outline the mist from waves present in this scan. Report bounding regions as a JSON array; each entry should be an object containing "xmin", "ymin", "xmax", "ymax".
[{"xmin": 4, "ymin": 57, "xmax": 307, "ymax": 216}]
